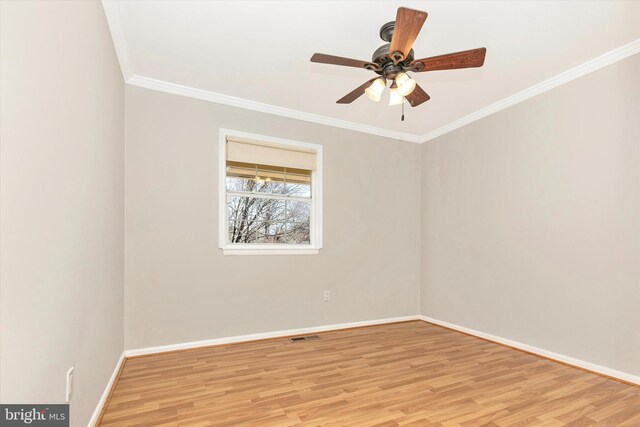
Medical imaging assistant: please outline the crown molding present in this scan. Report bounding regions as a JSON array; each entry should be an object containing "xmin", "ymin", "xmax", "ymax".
[
  {"xmin": 102, "ymin": 0, "xmax": 133, "ymax": 81},
  {"xmin": 102, "ymin": 0, "xmax": 640, "ymax": 145},
  {"xmin": 420, "ymin": 38, "xmax": 640, "ymax": 143},
  {"xmin": 125, "ymin": 39, "xmax": 639, "ymax": 145},
  {"xmin": 125, "ymin": 75, "xmax": 424, "ymax": 143}
]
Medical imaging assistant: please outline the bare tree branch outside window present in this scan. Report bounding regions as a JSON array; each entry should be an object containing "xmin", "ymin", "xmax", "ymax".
[{"xmin": 226, "ymin": 162, "xmax": 311, "ymax": 244}]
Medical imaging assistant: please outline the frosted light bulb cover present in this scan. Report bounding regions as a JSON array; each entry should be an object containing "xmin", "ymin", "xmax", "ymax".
[
  {"xmin": 365, "ymin": 78, "xmax": 386, "ymax": 102},
  {"xmin": 388, "ymin": 87, "xmax": 404, "ymax": 106},
  {"xmin": 395, "ymin": 72, "xmax": 416, "ymax": 97}
]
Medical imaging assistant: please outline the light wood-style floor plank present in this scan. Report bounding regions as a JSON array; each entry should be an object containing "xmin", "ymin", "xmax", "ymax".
[{"xmin": 99, "ymin": 321, "xmax": 640, "ymax": 426}]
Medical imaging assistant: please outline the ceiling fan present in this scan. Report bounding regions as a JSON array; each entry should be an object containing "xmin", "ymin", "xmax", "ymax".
[{"xmin": 310, "ymin": 7, "xmax": 486, "ymax": 108}]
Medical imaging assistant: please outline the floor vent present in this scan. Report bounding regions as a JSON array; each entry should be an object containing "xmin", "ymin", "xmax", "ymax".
[{"xmin": 289, "ymin": 335, "xmax": 321, "ymax": 342}]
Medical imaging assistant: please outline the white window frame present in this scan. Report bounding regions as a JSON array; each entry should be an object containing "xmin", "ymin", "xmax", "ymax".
[{"xmin": 218, "ymin": 129, "xmax": 323, "ymax": 256}]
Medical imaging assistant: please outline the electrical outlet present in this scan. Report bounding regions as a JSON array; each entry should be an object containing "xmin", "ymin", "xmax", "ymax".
[
  {"xmin": 66, "ymin": 367, "xmax": 74, "ymax": 403},
  {"xmin": 323, "ymin": 290, "xmax": 331, "ymax": 302}
]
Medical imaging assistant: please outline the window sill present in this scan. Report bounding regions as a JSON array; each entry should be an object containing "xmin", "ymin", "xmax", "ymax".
[{"xmin": 222, "ymin": 248, "xmax": 320, "ymax": 256}]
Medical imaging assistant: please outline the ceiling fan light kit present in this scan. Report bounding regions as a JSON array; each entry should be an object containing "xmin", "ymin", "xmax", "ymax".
[
  {"xmin": 365, "ymin": 77, "xmax": 386, "ymax": 102},
  {"xmin": 310, "ymin": 7, "xmax": 487, "ymax": 114},
  {"xmin": 395, "ymin": 72, "xmax": 416, "ymax": 97},
  {"xmin": 389, "ymin": 83, "xmax": 404, "ymax": 106}
]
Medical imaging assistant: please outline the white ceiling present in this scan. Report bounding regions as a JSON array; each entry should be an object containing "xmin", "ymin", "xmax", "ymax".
[{"xmin": 104, "ymin": 0, "xmax": 640, "ymax": 142}]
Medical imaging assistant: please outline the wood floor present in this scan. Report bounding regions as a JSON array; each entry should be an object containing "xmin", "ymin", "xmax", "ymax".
[{"xmin": 99, "ymin": 321, "xmax": 640, "ymax": 426}]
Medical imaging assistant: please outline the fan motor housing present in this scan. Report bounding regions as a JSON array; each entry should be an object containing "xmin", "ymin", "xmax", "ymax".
[
  {"xmin": 369, "ymin": 20, "xmax": 415, "ymax": 77},
  {"xmin": 371, "ymin": 44, "xmax": 414, "ymax": 78}
]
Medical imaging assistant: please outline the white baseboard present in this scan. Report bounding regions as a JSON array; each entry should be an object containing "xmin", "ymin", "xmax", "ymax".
[
  {"xmin": 419, "ymin": 315, "xmax": 640, "ymax": 386},
  {"xmin": 87, "ymin": 352, "xmax": 126, "ymax": 427},
  {"xmin": 124, "ymin": 315, "xmax": 421, "ymax": 358},
  {"xmin": 88, "ymin": 316, "xmax": 417, "ymax": 425}
]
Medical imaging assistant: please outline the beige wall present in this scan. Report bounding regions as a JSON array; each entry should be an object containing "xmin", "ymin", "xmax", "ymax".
[
  {"xmin": 124, "ymin": 85, "xmax": 421, "ymax": 349},
  {"xmin": 3, "ymin": 4, "xmax": 636, "ymax": 421},
  {"xmin": 0, "ymin": 1, "xmax": 124, "ymax": 425},
  {"xmin": 421, "ymin": 53, "xmax": 640, "ymax": 376}
]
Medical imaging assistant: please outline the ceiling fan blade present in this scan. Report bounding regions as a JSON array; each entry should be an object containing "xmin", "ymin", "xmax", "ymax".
[
  {"xmin": 310, "ymin": 53, "xmax": 378, "ymax": 70},
  {"xmin": 405, "ymin": 84, "xmax": 430, "ymax": 107},
  {"xmin": 410, "ymin": 48, "xmax": 487, "ymax": 72},
  {"xmin": 336, "ymin": 79, "xmax": 377, "ymax": 104},
  {"xmin": 389, "ymin": 7, "xmax": 428, "ymax": 62}
]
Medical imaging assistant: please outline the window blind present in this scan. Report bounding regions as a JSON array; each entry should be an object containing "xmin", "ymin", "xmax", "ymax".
[
  {"xmin": 226, "ymin": 137, "xmax": 317, "ymax": 171},
  {"xmin": 226, "ymin": 161, "xmax": 311, "ymax": 184}
]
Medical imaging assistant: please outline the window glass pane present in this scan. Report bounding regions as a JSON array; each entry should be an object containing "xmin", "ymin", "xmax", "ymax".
[
  {"xmin": 228, "ymin": 196, "xmax": 258, "ymax": 244},
  {"xmin": 286, "ymin": 200, "xmax": 311, "ymax": 223},
  {"xmin": 284, "ymin": 182, "xmax": 311, "ymax": 197},
  {"xmin": 255, "ymin": 165, "xmax": 285, "ymax": 194},
  {"xmin": 261, "ymin": 221, "xmax": 286, "ymax": 243},
  {"xmin": 226, "ymin": 176, "xmax": 256, "ymax": 192},
  {"xmin": 227, "ymin": 161, "xmax": 311, "ymax": 197},
  {"xmin": 284, "ymin": 221, "xmax": 310, "ymax": 244},
  {"xmin": 257, "ymin": 199, "xmax": 285, "ymax": 221},
  {"xmin": 229, "ymin": 196, "xmax": 310, "ymax": 244},
  {"xmin": 228, "ymin": 220, "xmax": 236, "ymax": 242},
  {"xmin": 226, "ymin": 159, "xmax": 314, "ymax": 246},
  {"xmin": 228, "ymin": 220, "xmax": 259, "ymax": 244},
  {"xmin": 255, "ymin": 176, "xmax": 283, "ymax": 194},
  {"xmin": 282, "ymin": 200, "xmax": 311, "ymax": 244},
  {"xmin": 228, "ymin": 196, "xmax": 259, "ymax": 220},
  {"xmin": 248, "ymin": 221, "xmax": 286, "ymax": 244},
  {"xmin": 284, "ymin": 170, "xmax": 311, "ymax": 197}
]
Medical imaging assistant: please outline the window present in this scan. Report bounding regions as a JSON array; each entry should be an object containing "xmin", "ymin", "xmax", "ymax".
[{"xmin": 219, "ymin": 129, "xmax": 323, "ymax": 255}]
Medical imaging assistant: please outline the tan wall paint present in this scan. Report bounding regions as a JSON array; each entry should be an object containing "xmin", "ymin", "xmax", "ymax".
[
  {"xmin": 2, "ymin": 3, "xmax": 636, "ymax": 420},
  {"xmin": 124, "ymin": 85, "xmax": 421, "ymax": 350},
  {"xmin": 0, "ymin": 1, "xmax": 124, "ymax": 425},
  {"xmin": 421, "ymin": 53, "xmax": 640, "ymax": 376}
]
